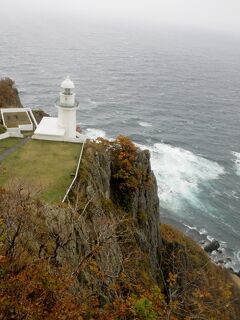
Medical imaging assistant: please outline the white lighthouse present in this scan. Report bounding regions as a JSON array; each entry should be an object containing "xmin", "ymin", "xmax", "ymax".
[
  {"xmin": 56, "ymin": 76, "xmax": 78, "ymax": 139},
  {"xmin": 33, "ymin": 76, "xmax": 85, "ymax": 143}
]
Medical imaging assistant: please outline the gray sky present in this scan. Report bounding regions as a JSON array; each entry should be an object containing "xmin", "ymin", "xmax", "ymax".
[{"xmin": 2, "ymin": 0, "xmax": 240, "ymax": 34}]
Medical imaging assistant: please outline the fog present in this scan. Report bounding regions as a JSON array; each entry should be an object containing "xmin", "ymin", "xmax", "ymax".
[{"xmin": 1, "ymin": 0, "xmax": 240, "ymax": 34}]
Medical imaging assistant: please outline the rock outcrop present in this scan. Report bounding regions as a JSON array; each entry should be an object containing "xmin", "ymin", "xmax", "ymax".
[
  {"xmin": 0, "ymin": 78, "xmax": 22, "ymax": 108},
  {"xmin": 49, "ymin": 138, "xmax": 162, "ymax": 298},
  {"xmin": 204, "ymin": 239, "xmax": 220, "ymax": 253},
  {"xmin": 79, "ymin": 140, "xmax": 162, "ymax": 279}
]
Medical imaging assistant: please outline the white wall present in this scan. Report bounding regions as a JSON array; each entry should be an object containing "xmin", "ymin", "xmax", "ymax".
[
  {"xmin": 57, "ymin": 106, "xmax": 77, "ymax": 139},
  {"xmin": 0, "ymin": 132, "xmax": 10, "ymax": 140},
  {"xmin": 64, "ymin": 110, "xmax": 76, "ymax": 139},
  {"xmin": 32, "ymin": 133, "xmax": 83, "ymax": 143},
  {"xmin": 19, "ymin": 124, "xmax": 33, "ymax": 131},
  {"xmin": 0, "ymin": 107, "xmax": 35, "ymax": 132}
]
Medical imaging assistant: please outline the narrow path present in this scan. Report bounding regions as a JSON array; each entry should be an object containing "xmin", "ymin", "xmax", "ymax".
[{"xmin": 0, "ymin": 136, "xmax": 31, "ymax": 162}]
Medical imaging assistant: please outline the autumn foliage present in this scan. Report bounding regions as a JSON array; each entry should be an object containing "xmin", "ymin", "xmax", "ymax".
[
  {"xmin": 0, "ymin": 78, "xmax": 20, "ymax": 108},
  {"xmin": 108, "ymin": 135, "xmax": 141, "ymax": 210},
  {"xmin": 111, "ymin": 135, "xmax": 139, "ymax": 189}
]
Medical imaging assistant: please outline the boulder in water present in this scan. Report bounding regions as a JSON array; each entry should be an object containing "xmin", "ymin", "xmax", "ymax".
[{"xmin": 204, "ymin": 240, "xmax": 220, "ymax": 253}]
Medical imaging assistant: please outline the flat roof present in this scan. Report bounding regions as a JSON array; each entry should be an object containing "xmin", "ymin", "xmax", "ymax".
[{"xmin": 34, "ymin": 117, "xmax": 65, "ymax": 136}]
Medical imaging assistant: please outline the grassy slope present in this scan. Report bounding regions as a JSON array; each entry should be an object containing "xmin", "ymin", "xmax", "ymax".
[
  {"xmin": 0, "ymin": 138, "xmax": 21, "ymax": 153},
  {"xmin": 0, "ymin": 139, "xmax": 81, "ymax": 203}
]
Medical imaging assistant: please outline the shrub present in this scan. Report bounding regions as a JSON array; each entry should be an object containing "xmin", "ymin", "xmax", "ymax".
[
  {"xmin": 110, "ymin": 135, "xmax": 141, "ymax": 210},
  {"xmin": 0, "ymin": 124, "xmax": 6, "ymax": 134},
  {"xmin": 159, "ymin": 224, "xmax": 240, "ymax": 319},
  {"xmin": 0, "ymin": 78, "xmax": 17, "ymax": 108},
  {"xmin": 132, "ymin": 297, "xmax": 157, "ymax": 320}
]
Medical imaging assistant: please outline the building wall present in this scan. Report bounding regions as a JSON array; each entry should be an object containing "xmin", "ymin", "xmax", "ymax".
[
  {"xmin": 19, "ymin": 124, "xmax": 33, "ymax": 131},
  {"xmin": 0, "ymin": 132, "xmax": 10, "ymax": 140},
  {"xmin": 0, "ymin": 131, "xmax": 23, "ymax": 140},
  {"xmin": 57, "ymin": 107, "xmax": 76, "ymax": 139},
  {"xmin": 32, "ymin": 133, "xmax": 84, "ymax": 143},
  {"xmin": 64, "ymin": 110, "xmax": 76, "ymax": 139},
  {"xmin": 58, "ymin": 108, "xmax": 65, "ymax": 127}
]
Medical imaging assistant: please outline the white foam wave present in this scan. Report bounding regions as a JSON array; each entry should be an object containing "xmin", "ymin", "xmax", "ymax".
[
  {"xmin": 139, "ymin": 143, "xmax": 225, "ymax": 211},
  {"xmin": 138, "ymin": 121, "xmax": 152, "ymax": 127},
  {"xmin": 84, "ymin": 98, "xmax": 100, "ymax": 110},
  {"xmin": 84, "ymin": 128, "xmax": 106, "ymax": 140},
  {"xmin": 87, "ymin": 98, "xmax": 98, "ymax": 106},
  {"xmin": 232, "ymin": 151, "xmax": 240, "ymax": 176},
  {"xmin": 19, "ymin": 89, "xmax": 27, "ymax": 94},
  {"xmin": 199, "ymin": 228, "xmax": 208, "ymax": 235},
  {"xmin": 183, "ymin": 223, "xmax": 197, "ymax": 231},
  {"xmin": 207, "ymin": 235, "xmax": 215, "ymax": 242}
]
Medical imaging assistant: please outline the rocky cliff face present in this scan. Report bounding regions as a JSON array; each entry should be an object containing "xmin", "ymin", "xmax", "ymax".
[
  {"xmin": 49, "ymin": 138, "xmax": 162, "ymax": 299},
  {"xmin": 78, "ymin": 139, "xmax": 162, "ymax": 279}
]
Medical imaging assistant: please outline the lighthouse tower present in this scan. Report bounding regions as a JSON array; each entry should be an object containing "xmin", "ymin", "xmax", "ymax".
[
  {"xmin": 33, "ymin": 75, "xmax": 84, "ymax": 143},
  {"xmin": 56, "ymin": 76, "xmax": 79, "ymax": 139}
]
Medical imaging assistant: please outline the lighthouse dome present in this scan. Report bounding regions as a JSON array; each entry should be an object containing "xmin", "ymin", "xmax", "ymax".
[{"xmin": 61, "ymin": 76, "xmax": 75, "ymax": 89}]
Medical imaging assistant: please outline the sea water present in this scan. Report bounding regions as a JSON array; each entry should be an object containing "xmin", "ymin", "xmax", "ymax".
[{"xmin": 0, "ymin": 19, "xmax": 239, "ymax": 271}]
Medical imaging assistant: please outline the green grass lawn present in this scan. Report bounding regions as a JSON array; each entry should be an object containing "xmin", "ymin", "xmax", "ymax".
[
  {"xmin": 0, "ymin": 138, "xmax": 21, "ymax": 154},
  {"xmin": 0, "ymin": 139, "xmax": 82, "ymax": 203}
]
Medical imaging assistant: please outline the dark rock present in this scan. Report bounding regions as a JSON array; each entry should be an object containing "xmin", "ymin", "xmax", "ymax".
[
  {"xmin": 217, "ymin": 258, "xmax": 231, "ymax": 264},
  {"xmin": 204, "ymin": 240, "xmax": 220, "ymax": 253},
  {"xmin": 235, "ymin": 271, "xmax": 240, "ymax": 278},
  {"xmin": 32, "ymin": 109, "xmax": 50, "ymax": 124},
  {"xmin": 225, "ymin": 257, "xmax": 232, "ymax": 262}
]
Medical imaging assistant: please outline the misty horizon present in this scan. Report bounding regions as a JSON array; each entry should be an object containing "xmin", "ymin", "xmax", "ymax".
[{"xmin": 1, "ymin": 0, "xmax": 240, "ymax": 36}]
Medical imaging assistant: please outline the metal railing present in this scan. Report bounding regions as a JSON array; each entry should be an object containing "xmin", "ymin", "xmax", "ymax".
[
  {"xmin": 62, "ymin": 141, "xmax": 85, "ymax": 203},
  {"xmin": 55, "ymin": 99, "xmax": 79, "ymax": 108}
]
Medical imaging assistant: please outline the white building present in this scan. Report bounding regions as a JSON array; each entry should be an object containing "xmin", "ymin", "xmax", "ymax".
[
  {"xmin": 0, "ymin": 107, "xmax": 37, "ymax": 140},
  {"xmin": 32, "ymin": 76, "xmax": 85, "ymax": 143}
]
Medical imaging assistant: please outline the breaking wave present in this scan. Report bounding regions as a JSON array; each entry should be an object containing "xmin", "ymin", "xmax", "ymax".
[
  {"xmin": 138, "ymin": 121, "xmax": 152, "ymax": 127},
  {"xmin": 87, "ymin": 98, "xmax": 98, "ymax": 106},
  {"xmin": 232, "ymin": 151, "xmax": 240, "ymax": 176},
  {"xmin": 140, "ymin": 143, "xmax": 225, "ymax": 211},
  {"xmin": 84, "ymin": 128, "xmax": 106, "ymax": 140}
]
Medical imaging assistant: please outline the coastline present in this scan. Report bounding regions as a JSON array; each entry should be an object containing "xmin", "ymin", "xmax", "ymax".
[{"xmin": 161, "ymin": 213, "xmax": 240, "ymax": 278}]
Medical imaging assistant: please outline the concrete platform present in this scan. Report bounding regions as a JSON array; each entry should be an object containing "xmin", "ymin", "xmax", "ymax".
[
  {"xmin": 32, "ymin": 116, "xmax": 85, "ymax": 143},
  {"xmin": 34, "ymin": 117, "xmax": 65, "ymax": 137}
]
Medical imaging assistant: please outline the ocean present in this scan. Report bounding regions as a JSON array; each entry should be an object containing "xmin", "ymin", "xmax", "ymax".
[{"xmin": 0, "ymin": 19, "xmax": 239, "ymax": 272}]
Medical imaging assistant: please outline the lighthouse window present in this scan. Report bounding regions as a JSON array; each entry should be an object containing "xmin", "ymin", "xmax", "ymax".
[{"xmin": 65, "ymin": 88, "xmax": 71, "ymax": 95}]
